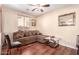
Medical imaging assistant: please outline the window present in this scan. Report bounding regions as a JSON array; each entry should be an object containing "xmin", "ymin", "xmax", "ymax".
[
  {"xmin": 25, "ymin": 17, "xmax": 30, "ymax": 27},
  {"xmin": 18, "ymin": 16, "xmax": 24, "ymax": 27},
  {"xmin": 17, "ymin": 15, "xmax": 30, "ymax": 29}
]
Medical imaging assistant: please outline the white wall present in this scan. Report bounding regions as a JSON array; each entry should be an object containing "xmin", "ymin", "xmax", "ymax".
[
  {"xmin": 2, "ymin": 7, "xmax": 18, "ymax": 43},
  {"xmin": 2, "ymin": 7, "xmax": 18, "ymax": 34},
  {"xmin": 37, "ymin": 5, "xmax": 79, "ymax": 49}
]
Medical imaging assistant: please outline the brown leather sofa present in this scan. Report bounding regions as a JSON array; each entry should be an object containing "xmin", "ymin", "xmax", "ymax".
[{"xmin": 13, "ymin": 30, "xmax": 48, "ymax": 46}]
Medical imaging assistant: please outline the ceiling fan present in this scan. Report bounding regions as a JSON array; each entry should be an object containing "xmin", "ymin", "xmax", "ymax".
[
  {"xmin": 28, "ymin": 4, "xmax": 50, "ymax": 12},
  {"xmin": 29, "ymin": 4, "xmax": 50, "ymax": 7}
]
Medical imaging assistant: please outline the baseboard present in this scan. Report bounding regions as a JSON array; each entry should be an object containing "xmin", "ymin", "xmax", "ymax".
[{"xmin": 59, "ymin": 43, "xmax": 77, "ymax": 50}]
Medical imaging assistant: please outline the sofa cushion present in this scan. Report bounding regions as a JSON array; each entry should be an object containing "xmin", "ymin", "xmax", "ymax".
[
  {"xmin": 31, "ymin": 31, "xmax": 36, "ymax": 35},
  {"xmin": 24, "ymin": 30, "xmax": 42, "ymax": 36},
  {"xmin": 13, "ymin": 30, "xmax": 24, "ymax": 39},
  {"xmin": 34, "ymin": 30, "xmax": 42, "ymax": 35},
  {"xmin": 17, "ymin": 34, "xmax": 23, "ymax": 38},
  {"xmin": 28, "ymin": 31, "xmax": 33, "ymax": 36},
  {"xmin": 24, "ymin": 31, "xmax": 29, "ymax": 37},
  {"xmin": 16, "ymin": 36, "xmax": 37, "ymax": 45}
]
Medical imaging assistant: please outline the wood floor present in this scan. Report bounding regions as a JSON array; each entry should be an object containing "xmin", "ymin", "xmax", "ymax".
[{"xmin": 2, "ymin": 42, "xmax": 77, "ymax": 55}]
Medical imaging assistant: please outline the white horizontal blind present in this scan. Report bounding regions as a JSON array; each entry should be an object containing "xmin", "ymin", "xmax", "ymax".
[
  {"xmin": 25, "ymin": 17, "xmax": 30, "ymax": 27},
  {"xmin": 17, "ymin": 16, "xmax": 25, "ymax": 27},
  {"xmin": 17, "ymin": 15, "xmax": 31, "ymax": 30}
]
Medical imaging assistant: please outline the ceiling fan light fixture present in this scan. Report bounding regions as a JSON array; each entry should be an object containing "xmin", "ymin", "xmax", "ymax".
[
  {"xmin": 40, "ymin": 9, "xmax": 44, "ymax": 12},
  {"xmin": 32, "ymin": 8, "xmax": 44, "ymax": 12},
  {"xmin": 29, "ymin": 4, "xmax": 50, "ymax": 12}
]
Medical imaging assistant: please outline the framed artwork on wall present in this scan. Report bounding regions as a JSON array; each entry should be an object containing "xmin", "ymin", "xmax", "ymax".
[
  {"xmin": 31, "ymin": 19, "xmax": 36, "ymax": 26},
  {"xmin": 58, "ymin": 12, "xmax": 75, "ymax": 26}
]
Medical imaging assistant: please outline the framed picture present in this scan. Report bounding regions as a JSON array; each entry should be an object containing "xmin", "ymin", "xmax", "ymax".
[
  {"xmin": 31, "ymin": 19, "xmax": 36, "ymax": 26},
  {"xmin": 58, "ymin": 12, "xmax": 75, "ymax": 26}
]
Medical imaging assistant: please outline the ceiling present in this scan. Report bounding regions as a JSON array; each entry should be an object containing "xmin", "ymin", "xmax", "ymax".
[{"xmin": 4, "ymin": 4, "xmax": 72, "ymax": 17}]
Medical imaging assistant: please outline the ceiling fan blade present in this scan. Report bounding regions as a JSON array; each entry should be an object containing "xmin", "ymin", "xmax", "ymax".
[
  {"xmin": 28, "ymin": 4, "xmax": 50, "ymax": 7},
  {"xmin": 32, "ymin": 8, "xmax": 37, "ymax": 11},
  {"xmin": 42, "ymin": 4, "xmax": 50, "ymax": 7}
]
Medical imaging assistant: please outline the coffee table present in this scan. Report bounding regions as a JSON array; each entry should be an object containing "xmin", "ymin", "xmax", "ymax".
[{"xmin": 44, "ymin": 36, "xmax": 59, "ymax": 48}]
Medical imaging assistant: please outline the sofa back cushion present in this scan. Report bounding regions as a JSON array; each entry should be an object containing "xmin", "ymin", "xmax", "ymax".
[
  {"xmin": 13, "ymin": 30, "xmax": 42, "ymax": 39},
  {"xmin": 13, "ymin": 30, "xmax": 24, "ymax": 39},
  {"xmin": 24, "ymin": 30, "xmax": 41, "ymax": 36},
  {"xmin": 35, "ymin": 30, "xmax": 42, "ymax": 35},
  {"xmin": 24, "ymin": 31, "xmax": 29, "ymax": 37}
]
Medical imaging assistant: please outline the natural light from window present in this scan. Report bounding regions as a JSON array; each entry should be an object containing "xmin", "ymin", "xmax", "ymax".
[{"xmin": 17, "ymin": 16, "xmax": 30, "ymax": 28}]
